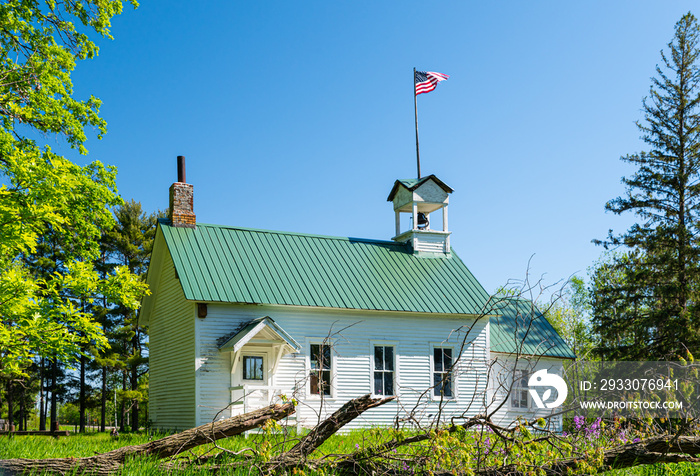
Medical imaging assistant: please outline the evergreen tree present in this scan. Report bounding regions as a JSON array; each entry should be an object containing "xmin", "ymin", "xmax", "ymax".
[
  {"xmin": 594, "ymin": 12, "xmax": 700, "ymax": 359},
  {"xmin": 102, "ymin": 200, "xmax": 161, "ymax": 431}
]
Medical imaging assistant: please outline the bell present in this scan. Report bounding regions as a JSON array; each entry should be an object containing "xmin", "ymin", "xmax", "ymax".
[{"xmin": 417, "ymin": 212, "xmax": 429, "ymax": 229}]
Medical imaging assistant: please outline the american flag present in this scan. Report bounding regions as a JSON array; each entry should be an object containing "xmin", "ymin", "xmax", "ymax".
[{"xmin": 415, "ymin": 71, "xmax": 449, "ymax": 95}]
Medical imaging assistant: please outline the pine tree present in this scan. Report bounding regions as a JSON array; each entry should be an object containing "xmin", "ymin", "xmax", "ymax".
[
  {"xmin": 102, "ymin": 200, "xmax": 161, "ymax": 431},
  {"xmin": 593, "ymin": 12, "xmax": 700, "ymax": 359}
]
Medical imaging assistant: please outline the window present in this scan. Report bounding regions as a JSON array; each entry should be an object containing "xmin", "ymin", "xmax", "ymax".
[
  {"xmin": 310, "ymin": 344, "xmax": 331, "ymax": 395},
  {"xmin": 433, "ymin": 347, "xmax": 453, "ymax": 398},
  {"xmin": 373, "ymin": 345, "xmax": 395, "ymax": 396},
  {"xmin": 511, "ymin": 369, "xmax": 529, "ymax": 408},
  {"xmin": 242, "ymin": 355, "xmax": 264, "ymax": 381}
]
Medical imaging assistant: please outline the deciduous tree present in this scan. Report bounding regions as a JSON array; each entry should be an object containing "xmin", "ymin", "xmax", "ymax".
[{"xmin": 0, "ymin": 0, "xmax": 144, "ymax": 377}]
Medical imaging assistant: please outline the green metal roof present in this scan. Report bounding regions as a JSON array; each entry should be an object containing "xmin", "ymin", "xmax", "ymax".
[
  {"xmin": 159, "ymin": 222, "xmax": 491, "ymax": 315},
  {"xmin": 386, "ymin": 175, "xmax": 454, "ymax": 202},
  {"xmin": 489, "ymin": 298, "xmax": 576, "ymax": 359}
]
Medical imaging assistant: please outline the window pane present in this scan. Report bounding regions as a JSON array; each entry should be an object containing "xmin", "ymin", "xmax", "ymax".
[
  {"xmin": 520, "ymin": 371, "xmax": 528, "ymax": 387},
  {"xmin": 321, "ymin": 370, "xmax": 331, "ymax": 395},
  {"xmin": 443, "ymin": 348, "xmax": 452, "ymax": 368},
  {"xmin": 434, "ymin": 365, "xmax": 453, "ymax": 398},
  {"xmin": 374, "ymin": 346, "xmax": 384, "ymax": 371},
  {"xmin": 310, "ymin": 344, "xmax": 320, "ymax": 370},
  {"xmin": 384, "ymin": 371, "xmax": 394, "ymax": 396},
  {"xmin": 243, "ymin": 356, "xmax": 263, "ymax": 380},
  {"xmin": 310, "ymin": 372, "xmax": 319, "ymax": 394},
  {"xmin": 434, "ymin": 348, "xmax": 443, "ymax": 372},
  {"xmin": 512, "ymin": 388, "xmax": 528, "ymax": 408},
  {"xmin": 374, "ymin": 372, "xmax": 383, "ymax": 395},
  {"xmin": 311, "ymin": 344, "xmax": 332, "ymax": 395},
  {"xmin": 443, "ymin": 374, "xmax": 453, "ymax": 397},
  {"xmin": 311, "ymin": 344, "xmax": 331, "ymax": 370},
  {"xmin": 433, "ymin": 372, "xmax": 443, "ymax": 395},
  {"xmin": 385, "ymin": 347, "xmax": 394, "ymax": 371},
  {"xmin": 321, "ymin": 345, "xmax": 331, "ymax": 370}
]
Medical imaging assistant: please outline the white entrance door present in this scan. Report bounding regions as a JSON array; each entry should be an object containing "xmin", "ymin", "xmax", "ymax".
[{"xmin": 231, "ymin": 349, "xmax": 272, "ymax": 415}]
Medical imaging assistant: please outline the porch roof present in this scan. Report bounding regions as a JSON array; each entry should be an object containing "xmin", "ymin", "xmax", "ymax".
[{"xmin": 218, "ymin": 316, "xmax": 301, "ymax": 353}]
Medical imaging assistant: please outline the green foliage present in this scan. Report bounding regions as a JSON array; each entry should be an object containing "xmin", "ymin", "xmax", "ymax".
[
  {"xmin": 0, "ymin": 0, "xmax": 137, "ymax": 152},
  {"xmin": 545, "ymin": 276, "xmax": 595, "ymax": 359},
  {"xmin": 58, "ymin": 402, "xmax": 81, "ymax": 426},
  {"xmin": 0, "ymin": 0, "xmax": 142, "ymax": 377},
  {"xmin": 593, "ymin": 12, "xmax": 700, "ymax": 360}
]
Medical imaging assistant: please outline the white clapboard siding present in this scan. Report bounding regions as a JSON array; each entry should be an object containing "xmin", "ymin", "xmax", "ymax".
[
  {"xmin": 414, "ymin": 233, "xmax": 448, "ymax": 253},
  {"xmin": 194, "ymin": 304, "xmax": 489, "ymax": 429},
  {"xmin": 149, "ymin": 251, "xmax": 196, "ymax": 430},
  {"xmin": 487, "ymin": 355, "xmax": 564, "ymax": 432}
]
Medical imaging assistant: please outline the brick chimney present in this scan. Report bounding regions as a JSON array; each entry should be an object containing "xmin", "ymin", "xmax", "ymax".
[{"xmin": 169, "ymin": 156, "xmax": 196, "ymax": 228}]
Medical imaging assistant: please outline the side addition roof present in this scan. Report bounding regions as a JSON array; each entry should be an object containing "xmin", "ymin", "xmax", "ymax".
[
  {"xmin": 147, "ymin": 222, "xmax": 491, "ymax": 317},
  {"xmin": 489, "ymin": 298, "xmax": 576, "ymax": 360}
]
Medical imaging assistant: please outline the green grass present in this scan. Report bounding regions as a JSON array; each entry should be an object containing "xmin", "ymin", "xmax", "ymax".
[
  {"xmin": 607, "ymin": 464, "xmax": 700, "ymax": 476},
  {"xmin": 0, "ymin": 428, "xmax": 382, "ymax": 475},
  {"xmin": 3, "ymin": 430, "xmax": 700, "ymax": 475}
]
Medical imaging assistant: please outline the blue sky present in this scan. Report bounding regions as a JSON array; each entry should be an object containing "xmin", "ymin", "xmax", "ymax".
[{"xmin": 56, "ymin": 1, "xmax": 698, "ymax": 295}]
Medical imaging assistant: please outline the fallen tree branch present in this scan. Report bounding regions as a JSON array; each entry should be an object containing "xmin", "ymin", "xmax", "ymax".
[
  {"xmin": 0, "ymin": 402, "xmax": 295, "ymax": 476},
  {"xmin": 349, "ymin": 435, "xmax": 700, "ymax": 476},
  {"xmin": 197, "ymin": 394, "xmax": 396, "ymax": 474},
  {"xmin": 280, "ymin": 394, "xmax": 395, "ymax": 463}
]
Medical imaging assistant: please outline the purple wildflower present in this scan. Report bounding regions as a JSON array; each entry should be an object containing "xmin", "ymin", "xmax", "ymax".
[
  {"xmin": 618, "ymin": 430, "xmax": 627, "ymax": 443},
  {"xmin": 585, "ymin": 418, "xmax": 602, "ymax": 438}
]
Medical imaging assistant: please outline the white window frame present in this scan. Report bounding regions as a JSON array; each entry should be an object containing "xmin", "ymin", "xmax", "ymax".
[
  {"xmin": 241, "ymin": 354, "xmax": 266, "ymax": 382},
  {"xmin": 509, "ymin": 367, "xmax": 531, "ymax": 410},
  {"xmin": 370, "ymin": 340, "xmax": 398, "ymax": 397},
  {"xmin": 306, "ymin": 339, "xmax": 335, "ymax": 399},
  {"xmin": 430, "ymin": 343, "xmax": 457, "ymax": 400}
]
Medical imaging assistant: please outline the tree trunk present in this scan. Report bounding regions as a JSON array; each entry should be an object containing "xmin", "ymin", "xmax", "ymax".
[
  {"xmin": 100, "ymin": 366, "xmax": 107, "ymax": 432},
  {"xmin": 43, "ymin": 382, "xmax": 49, "ymax": 430},
  {"xmin": 0, "ymin": 402, "xmax": 295, "ymax": 476},
  {"xmin": 18, "ymin": 383, "xmax": 25, "ymax": 431},
  {"xmin": 7, "ymin": 379, "xmax": 13, "ymax": 430},
  {"xmin": 119, "ymin": 370, "xmax": 126, "ymax": 432},
  {"xmin": 130, "ymin": 332, "xmax": 139, "ymax": 432},
  {"xmin": 79, "ymin": 353, "xmax": 86, "ymax": 433},
  {"xmin": 49, "ymin": 360, "xmax": 57, "ymax": 430},
  {"xmin": 39, "ymin": 358, "xmax": 46, "ymax": 431}
]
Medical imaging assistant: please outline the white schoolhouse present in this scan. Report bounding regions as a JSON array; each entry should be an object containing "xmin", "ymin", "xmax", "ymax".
[{"xmin": 139, "ymin": 160, "xmax": 574, "ymax": 431}]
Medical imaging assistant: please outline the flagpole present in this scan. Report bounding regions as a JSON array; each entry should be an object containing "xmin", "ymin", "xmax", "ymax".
[{"xmin": 414, "ymin": 67, "xmax": 421, "ymax": 179}]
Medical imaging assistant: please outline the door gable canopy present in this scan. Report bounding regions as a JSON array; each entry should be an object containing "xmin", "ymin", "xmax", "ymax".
[{"xmin": 218, "ymin": 316, "xmax": 300, "ymax": 353}]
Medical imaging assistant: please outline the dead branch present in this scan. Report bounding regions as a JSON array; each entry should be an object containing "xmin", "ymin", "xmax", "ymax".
[{"xmin": 0, "ymin": 402, "xmax": 295, "ymax": 476}]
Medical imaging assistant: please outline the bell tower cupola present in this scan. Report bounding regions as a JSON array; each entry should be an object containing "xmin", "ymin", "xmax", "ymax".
[{"xmin": 387, "ymin": 175, "xmax": 453, "ymax": 254}]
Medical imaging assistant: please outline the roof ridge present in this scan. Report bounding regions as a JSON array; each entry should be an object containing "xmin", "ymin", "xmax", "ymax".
[{"xmin": 165, "ymin": 222, "xmax": 407, "ymax": 246}]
